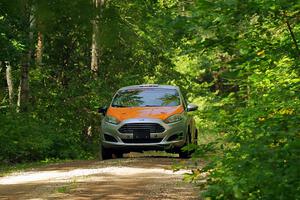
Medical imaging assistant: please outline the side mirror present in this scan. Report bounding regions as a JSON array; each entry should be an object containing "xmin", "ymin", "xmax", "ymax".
[
  {"xmin": 98, "ymin": 106, "xmax": 108, "ymax": 115},
  {"xmin": 187, "ymin": 103, "xmax": 198, "ymax": 112}
]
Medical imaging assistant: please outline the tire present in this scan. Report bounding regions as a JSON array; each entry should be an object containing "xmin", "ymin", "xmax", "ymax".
[
  {"xmin": 179, "ymin": 149, "xmax": 190, "ymax": 158},
  {"xmin": 194, "ymin": 128, "xmax": 198, "ymax": 144},
  {"xmin": 179, "ymin": 132, "xmax": 192, "ymax": 159},
  {"xmin": 113, "ymin": 151, "xmax": 123, "ymax": 158},
  {"xmin": 100, "ymin": 144, "xmax": 113, "ymax": 160}
]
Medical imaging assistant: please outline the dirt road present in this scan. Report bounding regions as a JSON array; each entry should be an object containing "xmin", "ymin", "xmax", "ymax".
[{"xmin": 0, "ymin": 153, "xmax": 203, "ymax": 200}]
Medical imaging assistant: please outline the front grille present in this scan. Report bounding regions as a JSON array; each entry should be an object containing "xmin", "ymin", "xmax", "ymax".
[
  {"xmin": 118, "ymin": 123, "xmax": 165, "ymax": 133},
  {"xmin": 122, "ymin": 138, "xmax": 162, "ymax": 143}
]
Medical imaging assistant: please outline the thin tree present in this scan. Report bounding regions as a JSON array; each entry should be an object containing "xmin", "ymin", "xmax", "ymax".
[
  {"xmin": 91, "ymin": 0, "xmax": 105, "ymax": 160},
  {"xmin": 91, "ymin": 0, "xmax": 105, "ymax": 75},
  {"xmin": 36, "ymin": 31, "xmax": 43, "ymax": 65},
  {"xmin": 18, "ymin": 1, "xmax": 34, "ymax": 112},
  {"xmin": 5, "ymin": 61, "xmax": 14, "ymax": 107}
]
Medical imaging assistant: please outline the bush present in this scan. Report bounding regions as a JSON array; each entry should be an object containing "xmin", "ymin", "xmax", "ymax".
[{"xmin": 0, "ymin": 113, "xmax": 54, "ymax": 163}]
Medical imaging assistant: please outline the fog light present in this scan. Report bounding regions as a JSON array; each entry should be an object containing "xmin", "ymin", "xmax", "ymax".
[
  {"xmin": 167, "ymin": 132, "xmax": 183, "ymax": 141},
  {"xmin": 104, "ymin": 134, "xmax": 118, "ymax": 142}
]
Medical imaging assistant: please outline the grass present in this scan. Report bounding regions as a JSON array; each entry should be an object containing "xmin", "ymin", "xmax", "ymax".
[{"xmin": 56, "ymin": 179, "xmax": 78, "ymax": 193}]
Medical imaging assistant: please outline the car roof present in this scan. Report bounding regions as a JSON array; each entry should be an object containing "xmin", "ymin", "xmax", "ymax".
[{"xmin": 118, "ymin": 84, "xmax": 179, "ymax": 91}]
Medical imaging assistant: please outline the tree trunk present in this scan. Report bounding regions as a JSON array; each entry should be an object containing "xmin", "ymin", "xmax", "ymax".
[
  {"xmin": 91, "ymin": 24, "xmax": 99, "ymax": 73},
  {"xmin": 91, "ymin": 1, "xmax": 105, "ymax": 160},
  {"xmin": 18, "ymin": 2, "xmax": 34, "ymax": 112},
  {"xmin": 286, "ymin": 20, "xmax": 300, "ymax": 58},
  {"xmin": 283, "ymin": 11, "xmax": 300, "ymax": 58},
  {"xmin": 18, "ymin": 60, "xmax": 30, "ymax": 112},
  {"xmin": 5, "ymin": 61, "xmax": 14, "ymax": 107},
  {"xmin": 91, "ymin": 0, "xmax": 105, "ymax": 75},
  {"xmin": 36, "ymin": 31, "xmax": 43, "ymax": 65}
]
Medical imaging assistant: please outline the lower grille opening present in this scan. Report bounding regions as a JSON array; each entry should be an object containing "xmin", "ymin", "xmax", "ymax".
[
  {"xmin": 104, "ymin": 134, "xmax": 118, "ymax": 142},
  {"xmin": 122, "ymin": 138, "xmax": 162, "ymax": 143}
]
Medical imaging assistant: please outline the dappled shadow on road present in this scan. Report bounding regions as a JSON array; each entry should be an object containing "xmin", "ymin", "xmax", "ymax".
[
  {"xmin": 0, "ymin": 172, "xmax": 198, "ymax": 200},
  {"xmin": 0, "ymin": 154, "xmax": 201, "ymax": 200},
  {"xmin": 16, "ymin": 152, "xmax": 180, "ymax": 173},
  {"xmin": 65, "ymin": 174, "xmax": 198, "ymax": 200}
]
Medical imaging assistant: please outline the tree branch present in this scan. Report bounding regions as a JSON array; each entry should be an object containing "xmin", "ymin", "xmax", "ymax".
[{"xmin": 284, "ymin": 15, "xmax": 300, "ymax": 58}]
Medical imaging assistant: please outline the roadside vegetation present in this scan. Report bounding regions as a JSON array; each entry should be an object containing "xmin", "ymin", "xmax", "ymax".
[{"xmin": 0, "ymin": 0, "xmax": 299, "ymax": 199}]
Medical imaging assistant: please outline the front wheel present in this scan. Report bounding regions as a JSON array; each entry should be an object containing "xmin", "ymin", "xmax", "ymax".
[
  {"xmin": 194, "ymin": 128, "xmax": 198, "ymax": 144},
  {"xmin": 179, "ymin": 132, "xmax": 192, "ymax": 159},
  {"xmin": 99, "ymin": 144, "xmax": 113, "ymax": 160},
  {"xmin": 179, "ymin": 149, "xmax": 190, "ymax": 158},
  {"xmin": 113, "ymin": 151, "xmax": 123, "ymax": 158}
]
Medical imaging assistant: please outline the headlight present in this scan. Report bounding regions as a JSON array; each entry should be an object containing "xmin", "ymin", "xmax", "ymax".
[
  {"xmin": 105, "ymin": 115, "xmax": 120, "ymax": 125},
  {"xmin": 164, "ymin": 113, "xmax": 184, "ymax": 123}
]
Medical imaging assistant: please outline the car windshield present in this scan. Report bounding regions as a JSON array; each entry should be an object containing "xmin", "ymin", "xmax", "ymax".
[{"xmin": 112, "ymin": 88, "xmax": 181, "ymax": 107}]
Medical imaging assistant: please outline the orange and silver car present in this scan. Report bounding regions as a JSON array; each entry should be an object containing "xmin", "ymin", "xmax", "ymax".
[{"xmin": 99, "ymin": 84, "xmax": 198, "ymax": 159}]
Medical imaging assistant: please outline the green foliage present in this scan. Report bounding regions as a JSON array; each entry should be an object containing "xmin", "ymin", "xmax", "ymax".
[
  {"xmin": 0, "ymin": 0, "xmax": 183, "ymax": 163},
  {"xmin": 0, "ymin": 113, "xmax": 52, "ymax": 163},
  {"xmin": 0, "ymin": 110, "xmax": 92, "ymax": 163},
  {"xmin": 175, "ymin": 1, "xmax": 300, "ymax": 199},
  {"xmin": 0, "ymin": 0, "xmax": 299, "ymax": 199}
]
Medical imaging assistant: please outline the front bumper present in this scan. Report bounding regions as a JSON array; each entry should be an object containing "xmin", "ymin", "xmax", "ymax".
[{"xmin": 101, "ymin": 118, "xmax": 187, "ymax": 151}]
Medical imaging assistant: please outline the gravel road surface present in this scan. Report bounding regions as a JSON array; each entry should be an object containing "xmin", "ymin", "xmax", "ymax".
[{"xmin": 0, "ymin": 153, "xmax": 203, "ymax": 200}]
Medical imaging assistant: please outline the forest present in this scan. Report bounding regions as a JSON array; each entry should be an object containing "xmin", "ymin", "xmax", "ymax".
[{"xmin": 0, "ymin": 0, "xmax": 299, "ymax": 199}]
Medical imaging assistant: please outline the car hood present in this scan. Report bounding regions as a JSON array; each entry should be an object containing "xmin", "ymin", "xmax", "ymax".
[{"xmin": 106, "ymin": 106, "xmax": 184, "ymax": 121}]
